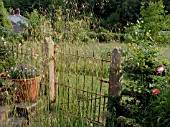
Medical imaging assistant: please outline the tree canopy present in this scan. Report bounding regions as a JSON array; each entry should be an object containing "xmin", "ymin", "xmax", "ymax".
[{"xmin": 2, "ymin": 0, "xmax": 170, "ymax": 32}]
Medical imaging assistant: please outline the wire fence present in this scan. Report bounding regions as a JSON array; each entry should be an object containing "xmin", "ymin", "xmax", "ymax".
[{"xmin": 55, "ymin": 44, "xmax": 111, "ymax": 125}]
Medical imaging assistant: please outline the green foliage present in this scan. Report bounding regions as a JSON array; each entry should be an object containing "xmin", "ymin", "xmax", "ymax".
[
  {"xmin": 0, "ymin": 27, "xmax": 24, "ymax": 73},
  {"xmin": 2, "ymin": 0, "xmax": 56, "ymax": 15},
  {"xmin": 114, "ymin": 1, "xmax": 170, "ymax": 126},
  {"xmin": 51, "ymin": 7, "xmax": 117, "ymax": 43},
  {"xmin": 122, "ymin": 30, "xmax": 169, "ymax": 124},
  {"xmin": 0, "ymin": 0, "xmax": 12, "ymax": 32},
  {"xmin": 0, "ymin": 37, "xmax": 16, "ymax": 72},
  {"xmin": 125, "ymin": 0, "xmax": 170, "ymax": 45},
  {"xmin": 4, "ymin": 0, "xmax": 170, "ymax": 33},
  {"xmin": 25, "ymin": 9, "xmax": 52, "ymax": 41},
  {"xmin": 123, "ymin": 43, "xmax": 163, "ymax": 82},
  {"xmin": 140, "ymin": 0, "xmax": 166, "ymax": 43},
  {"xmin": 120, "ymin": 38, "xmax": 170, "ymax": 126},
  {"xmin": 0, "ymin": 80, "xmax": 20, "ymax": 105},
  {"xmin": 100, "ymin": 0, "xmax": 141, "ymax": 31}
]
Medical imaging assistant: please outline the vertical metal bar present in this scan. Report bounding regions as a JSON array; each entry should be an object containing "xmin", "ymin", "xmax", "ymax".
[
  {"xmin": 75, "ymin": 50, "xmax": 78, "ymax": 96},
  {"xmin": 93, "ymin": 90, "xmax": 97, "ymax": 123},
  {"xmin": 83, "ymin": 52, "xmax": 87, "ymax": 117},
  {"xmin": 54, "ymin": 44, "xmax": 57, "ymax": 103},
  {"xmin": 102, "ymin": 94, "xmax": 106, "ymax": 123},
  {"xmin": 61, "ymin": 45, "xmax": 65, "ymax": 109},
  {"xmin": 90, "ymin": 51, "xmax": 95, "ymax": 119},
  {"xmin": 91, "ymin": 51, "xmax": 95, "ymax": 90},
  {"xmin": 86, "ymin": 89, "xmax": 89, "ymax": 118},
  {"xmin": 75, "ymin": 50, "xmax": 79, "ymax": 115},
  {"xmin": 98, "ymin": 55, "xmax": 104, "ymax": 122},
  {"xmin": 83, "ymin": 53, "xmax": 86, "ymax": 90},
  {"xmin": 67, "ymin": 48, "xmax": 71, "ymax": 109}
]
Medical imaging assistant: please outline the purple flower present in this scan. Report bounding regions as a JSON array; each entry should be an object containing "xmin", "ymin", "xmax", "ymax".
[
  {"xmin": 19, "ymin": 65, "xmax": 23, "ymax": 69},
  {"xmin": 8, "ymin": 64, "xmax": 39, "ymax": 79},
  {"xmin": 31, "ymin": 68, "xmax": 35, "ymax": 75}
]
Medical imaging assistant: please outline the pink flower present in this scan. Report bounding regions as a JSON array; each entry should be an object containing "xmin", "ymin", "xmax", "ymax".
[
  {"xmin": 156, "ymin": 66, "xmax": 165, "ymax": 73},
  {"xmin": 152, "ymin": 89, "xmax": 160, "ymax": 95}
]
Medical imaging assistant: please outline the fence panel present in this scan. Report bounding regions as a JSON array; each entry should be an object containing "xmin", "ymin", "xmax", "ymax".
[
  {"xmin": 1, "ymin": 41, "xmax": 116, "ymax": 126},
  {"xmin": 55, "ymin": 44, "xmax": 111, "ymax": 125}
]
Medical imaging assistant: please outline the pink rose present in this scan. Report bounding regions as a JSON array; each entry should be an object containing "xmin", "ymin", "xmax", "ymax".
[
  {"xmin": 156, "ymin": 66, "xmax": 165, "ymax": 73},
  {"xmin": 152, "ymin": 89, "xmax": 160, "ymax": 95}
]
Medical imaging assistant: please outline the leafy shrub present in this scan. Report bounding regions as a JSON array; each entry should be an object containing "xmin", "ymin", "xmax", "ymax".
[
  {"xmin": 0, "ymin": 37, "xmax": 16, "ymax": 72},
  {"xmin": 0, "ymin": 0, "xmax": 12, "ymax": 32},
  {"xmin": 112, "ymin": 1, "xmax": 170, "ymax": 125},
  {"xmin": 125, "ymin": 0, "xmax": 170, "ymax": 45},
  {"xmin": 120, "ymin": 37, "xmax": 169, "ymax": 124}
]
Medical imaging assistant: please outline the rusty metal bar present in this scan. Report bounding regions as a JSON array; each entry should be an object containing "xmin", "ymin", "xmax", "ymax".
[
  {"xmin": 67, "ymin": 48, "xmax": 71, "ymax": 109},
  {"xmin": 59, "ymin": 96, "xmax": 104, "ymax": 105},
  {"xmin": 82, "ymin": 52, "xmax": 87, "ymax": 116},
  {"xmin": 59, "ymin": 108, "xmax": 104, "ymax": 126},
  {"xmin": 97, "ymin": 56, "xmax": 103, "ymax": 122},
  {"xmin": 58, "ymin": 83, "xmax": 106, "ymax": 97},
  {"xmin": 86, "ymin": 90, "xmax": 89, "ymax": 119},
  {"xmin": 55, "ymin": 45, "xmax": 111, "ymax": 125},
  {"xmin": 54, "ymin": 44, "xmax": 58, "ymax": 102},
  {"xmin": 92, "ymin": 90, "xmax": 97, "ymax": 123},
  {"xmin": 61, "ymin": 44, "xmax": 66, "ymax": 108},
  {"xmin": 56, "ymin": 51, "xmax": 110, "ymax": 62},
  {"xmin": 102, "ymin": 94, "xmax": 107, "ymax": 123},
  {"xmin": 100, "ymin": 79, "xmax": 109, "ymax": 83},
  {"xmin": 83, "ymin": 53, "xmax": 86, "ymax": 90},
  {"xmin": 75, "ymin": 50, "xmax": 79, "ymax": 98},
  {"xmin": 90, "ymin": 51, "xmax": 95, "ymax": 119}
]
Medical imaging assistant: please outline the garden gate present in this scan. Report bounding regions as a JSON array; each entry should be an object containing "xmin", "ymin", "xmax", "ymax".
[{"xmin": 49, "ymin": 42, "xmax": 122, "ymax": 126}]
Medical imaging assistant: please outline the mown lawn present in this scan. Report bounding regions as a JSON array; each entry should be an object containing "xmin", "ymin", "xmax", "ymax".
[{"xmin": 61, "ymin": 41, "xmax": 170, "ymax": 61}]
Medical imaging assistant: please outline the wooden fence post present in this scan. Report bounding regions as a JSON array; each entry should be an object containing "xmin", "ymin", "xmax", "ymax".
[
  {"xmin": 43, "ymin": 37, "xmax": 57, "ymax": 103},
  {"xmin": 106, "ymin": 48, "xmax": 123, "ymax": 126}
]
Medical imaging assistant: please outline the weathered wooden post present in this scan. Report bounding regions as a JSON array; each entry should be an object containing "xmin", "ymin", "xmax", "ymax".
[
  {"xmin": 106, "ymin": 48, "xmax": 123, "ymax": 127},
  {"xmin": 43, "ymin": 37, "xmax": 57, "ymax": 103}
]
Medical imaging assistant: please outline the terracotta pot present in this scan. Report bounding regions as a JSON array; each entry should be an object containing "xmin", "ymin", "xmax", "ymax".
[{"xmin": 10, "ymin": 76, "xmax": 41, "ymax": 102}]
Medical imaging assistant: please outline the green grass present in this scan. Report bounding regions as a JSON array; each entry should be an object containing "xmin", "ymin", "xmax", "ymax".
[
  {"xmin": 61, "ymin": 41, "xmax": 122, "ymax": 56},
  {"xmin": 160, "ymin": 44, "xmax": 170, "ymax": 61},
  {"xmin": 56, "ymin": 42, "xmax": 112, "ymax": 125},
  {"xmin": 60, "ymin": 41, "xmax": 170, "ymax": 61}
]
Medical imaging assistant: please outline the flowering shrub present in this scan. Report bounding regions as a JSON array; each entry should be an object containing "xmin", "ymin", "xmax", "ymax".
[
  {"xmin": 7, "ymin": 65, "xmax": 39, "ymax": 79},
  {"xmin": 152, "ymin": 88, "xmax": 160, "ymax": 95},
  {"xmin": 156, "ymin": 66, "xmax": 165, "ymax": 73},
  {"xmin": 110, "ymin": 2, "xmax": 170, "ymax": 125},
  {"xmin": 118, "ymin": 42, "xmax": 170, "ymax": 126}
]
